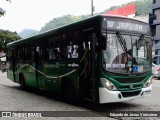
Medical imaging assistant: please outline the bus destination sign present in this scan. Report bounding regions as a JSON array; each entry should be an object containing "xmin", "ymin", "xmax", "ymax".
[{"xmin": 106, "ymin": 19, "xmax": 149, "ymax": 34}]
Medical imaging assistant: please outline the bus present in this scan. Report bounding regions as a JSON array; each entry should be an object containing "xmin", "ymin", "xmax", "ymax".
[{"xmin": 6, "ymin": 15, "xmax": 152, "ymax": 103}]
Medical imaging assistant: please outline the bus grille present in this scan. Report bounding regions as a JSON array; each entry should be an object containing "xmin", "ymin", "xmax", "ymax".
[
  {"xmin": 121, "ymin": 90, "xmax": 141, "ymax": 98},
  {"xmin": 119, "ymin": 84, "xmax": 142, "ymax": 89},
  {"xmin": 114, "ymin": 76, "xmax": 146, "ymax": 83}
]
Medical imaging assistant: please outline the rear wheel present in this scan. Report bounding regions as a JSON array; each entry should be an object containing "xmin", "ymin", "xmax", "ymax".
[
  {"xmin": 19, "ymin": 74, "xmax": 26, "ymax": 90},
  {"xmin": 62, "ymin": 81, "xmax": 74, "ymax": 102}
]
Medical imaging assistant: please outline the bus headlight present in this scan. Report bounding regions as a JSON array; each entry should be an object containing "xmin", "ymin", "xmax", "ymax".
[
  {"xmin": 143, "ymin": 77, "xmax": 152, "ymax": 88},
  {"xmin": 100, "ymin": 78, "xmax": 117, "ymax": 91}
]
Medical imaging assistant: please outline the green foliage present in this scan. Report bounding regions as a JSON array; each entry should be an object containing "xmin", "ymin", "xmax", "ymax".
[
  {"xmin": 40, "ymin": 0, "xmax": 152, "ymax": 33},
  {"xmin": 136, "ymin": 0, "xmax": 152, "ymax": 15},
  {"xmin": 103, "ymin": 5, "xmax": 121, "ymax": 13},
  {"xmin": 40, "ymin": 14, "xmax": 90, "ymax": 33},
  {"xmin": 0, "ymin": 0, "xmax": 11, "ymax": 17},
  {"xmin": 0, "ymin": 29, "xmax": 21, "ymax": 50},
  {"xmin": 0, "ymin": 8, "xmax": 5, "ymax": 17},
  {"xmin": 103, "ymin": 0, "xmax": 152, "ymax": 15}
]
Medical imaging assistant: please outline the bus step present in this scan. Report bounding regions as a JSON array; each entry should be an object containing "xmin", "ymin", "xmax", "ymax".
[
  {"xmin": 83, "ymin": 98, "xmax": 94, "ymax": 102},
  {"xmin": 39, "ymin": 88, "xmax": 46, "ymax": 91}
]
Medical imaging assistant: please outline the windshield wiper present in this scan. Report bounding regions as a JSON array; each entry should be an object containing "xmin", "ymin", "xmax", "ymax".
[
  {"xmin": 137, "ymin": 34, "xmax": 144, "ymax": 50},
  {"xmin": 116, "ymin": 32, "xmax": 132, "ymax": 73},
  {"xmin": 116, "ymin": 31, "xmax": 127, "ymax": 52}
]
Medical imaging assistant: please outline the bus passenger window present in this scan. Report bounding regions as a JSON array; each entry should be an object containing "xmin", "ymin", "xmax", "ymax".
[
  {"xmin": 31, "ymin": 51, "xmax": 34, "ymax": 61},
  {"xmin": 55, "ymin": 48, "xmax": 61, "ymax": 59},
  {"xmin": 24, "ymin": 46, "xmax": 33, "ymax": 61},
  {"xmin": 67, "ymin": 45, "xmax": 79, "ymax": 59},
  {"xmin": 72, "ymin": 45, "xmax": 79, "ymax": 58},
  {"xmin": 61, "ymin": 47, "xmax": 68, "ymax": 59},
  {"xmin": 49, "ymin": 48, "xmax": 55, "ymax": 59},
  {"xmin": 17, "ymin": 47, "xmax": 25, "ymax": 60},
  {"xmin": 48, "ymin": 48, "xmax": 61, "ymax": 60}
]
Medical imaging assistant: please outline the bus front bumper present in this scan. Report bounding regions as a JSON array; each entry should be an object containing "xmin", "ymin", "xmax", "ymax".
[{"xmin": 99, "ymin": 85, "xmax": 152, "ymax": 104}]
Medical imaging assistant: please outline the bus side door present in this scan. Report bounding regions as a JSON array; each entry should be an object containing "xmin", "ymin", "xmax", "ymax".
[{"xmin": 79, "ymin": 33, "xmax": 97, "ymax": 101}]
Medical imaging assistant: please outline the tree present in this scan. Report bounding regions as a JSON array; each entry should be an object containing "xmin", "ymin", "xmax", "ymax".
[
  {"xmin": 40, "ymin": 0, "xmax": 152, "ymax": 33},
  {"xmin": 0, "ymin": 0, "xmax": 11, "ymax": 17},
  {"xmin": 103, "ymin": 0, "xmax": 152, "ymax": 15},
  {"xmin": 136, "ymin": 0, "xmax": 152, "ymax": 15},
  {"xmin": 0, "ymin": 8, "xmax": 5, "ymax": 17},
  {"xmin": 0, "ymin": 29, "xmax": 21, "ymax": 52},
  {"xmin": 40, "ymin": 14, "xmax": 89, "ymax": 33}
]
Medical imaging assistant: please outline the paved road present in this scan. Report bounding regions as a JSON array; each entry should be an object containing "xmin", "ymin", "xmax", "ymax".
[
  {"xmin": 133, "ymin": 77, "xmax": 160, "ymax": 105},
  {"xmin": 0, "ymin": 72, "xmax": 114, "ymax": 120},
  {"xmin": 0, "ymin": 72, "xmax": 160, "ymax": 120}
]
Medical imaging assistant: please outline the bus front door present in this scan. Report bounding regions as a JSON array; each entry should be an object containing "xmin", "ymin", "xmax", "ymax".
[{"xmin": 80, "ymin": 33, "xmax": 96, "ymax": 101}]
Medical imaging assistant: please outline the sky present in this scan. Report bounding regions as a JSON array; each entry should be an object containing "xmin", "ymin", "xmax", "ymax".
[{"xmin": 0, "ymin": 0, "xmax": 136, "ymax": 33}]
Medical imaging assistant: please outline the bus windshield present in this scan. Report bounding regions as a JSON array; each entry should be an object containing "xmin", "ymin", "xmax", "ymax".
[{"xmin": 102, "ymin": 32, "xmax": 152, "ymax": 74}]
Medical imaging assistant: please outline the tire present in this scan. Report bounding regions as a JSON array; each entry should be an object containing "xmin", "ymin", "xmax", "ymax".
[
  {"xmin": 62, "ymin": 81, "xmax": 74, "ymax": 102},
  {"xmin": 19, "ymin": 74, "xmax": 26, "ymax": 90}
]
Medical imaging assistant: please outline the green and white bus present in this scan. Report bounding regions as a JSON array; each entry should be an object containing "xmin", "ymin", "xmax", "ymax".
[{"xmin": 6, "ymin": 15, "xmax": 152, "ymax": 103}]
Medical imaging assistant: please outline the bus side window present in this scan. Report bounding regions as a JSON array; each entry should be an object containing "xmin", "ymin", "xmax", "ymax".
[
  {"xmin": 25, "ymin": 46, "xmax": 33, "ymax": 61},
  {"xmin": 48, "ymin": 48, "xmax": 55, "ymax": 59},
  {"xmin": 61, "ymin": 47, "xmax": 68, "ymax": 59},
  {"xmin": 61, "ymin": 34, "xmax": 68, "ymax": 59},
  {"xmin": 67, "ymin": 44, "xmax": 79, "ymax": 59},
  {"xmin": 61, "ymin": 31, "xmax": 80, "ymax": 60},
  {"xmin": 48, "ymin": 48, "xmax": 60, "ymax": 60},
  {"xmin": 46, "ymin": 36, "xmax": 61, "ymax": 60},
  {"xmin": 7, "ymin": 48, "xmax": 12, "ymax": 62},
  {"xmin": 17, "ymin": 46, "xmax": 25, "ymax": 61}
]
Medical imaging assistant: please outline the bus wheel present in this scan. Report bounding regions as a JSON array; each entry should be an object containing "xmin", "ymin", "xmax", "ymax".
[
  {"xmin": 62, "ymin": 81, "xmax": 74, "ymax": 102},
  {"xmin": 19, "ymin": 74, "xmax": 26, "ymax": 90}
]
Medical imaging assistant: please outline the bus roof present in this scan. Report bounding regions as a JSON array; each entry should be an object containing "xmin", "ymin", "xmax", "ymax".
[{"xmin": 7, "ymin": 14, "xmax": 149, "ymax": 47}]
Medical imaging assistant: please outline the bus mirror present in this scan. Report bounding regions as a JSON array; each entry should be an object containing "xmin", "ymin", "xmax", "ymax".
[{"xmin": 99, "ymin": 36, "xmax": 106, "ymax": 50}]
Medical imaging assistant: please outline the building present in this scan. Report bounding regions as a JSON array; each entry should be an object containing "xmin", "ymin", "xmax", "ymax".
[
  {"xmin": 133, "ymin": 14, "xmax": 149, "ymax": 23},
  {"xmin": 151, "ymin": 0, "xmax": 160, "ymax": 64},
  {"xmin": 104, "ymin": 3, "xmax": 136, "ymax": 18}
]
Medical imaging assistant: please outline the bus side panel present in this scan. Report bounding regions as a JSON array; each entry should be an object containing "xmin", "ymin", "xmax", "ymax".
[
  {"xmin": 14, "ymin": 61, "xmax": 37, "ymax": 88},
  {"xmin": 37, "ymin": 65, "xmax": 45, "ymax": 89},
  {"xmin": 7, "ymin": 49, "xmax": 16, "ymax": 82},
  {"xmin": 23, "ymin": 62, "xmax": 37, "ymax": 88},
  {"xmin": 44, "ymin": 61, "xmax": 62, "ymax": 93},
  {"xmin": 44, "ymin": 61, "xmax": 79, "ymax": 97},
  {"xmin": 7, "ymin": 61, "xmax": 14, "ymax": 82},
  {"xmin": 58, "ymin": 61, "xmax": 79, "ymax": 98},
  {"xmin": 14, "ymin": 61, "xmax": 23, "ymax": 83}
]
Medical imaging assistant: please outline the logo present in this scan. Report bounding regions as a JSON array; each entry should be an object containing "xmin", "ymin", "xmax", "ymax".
[
  {"xmin": 133, "ymin": 65, "xmax": 138, "ymax": 72},
  {"xmin": 130, "ymin": 84, "xmax": 133, "ymax": 89},
  {"xmin": 2, "ymin": 112, "xmax": 11, "ymax": 117}
]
